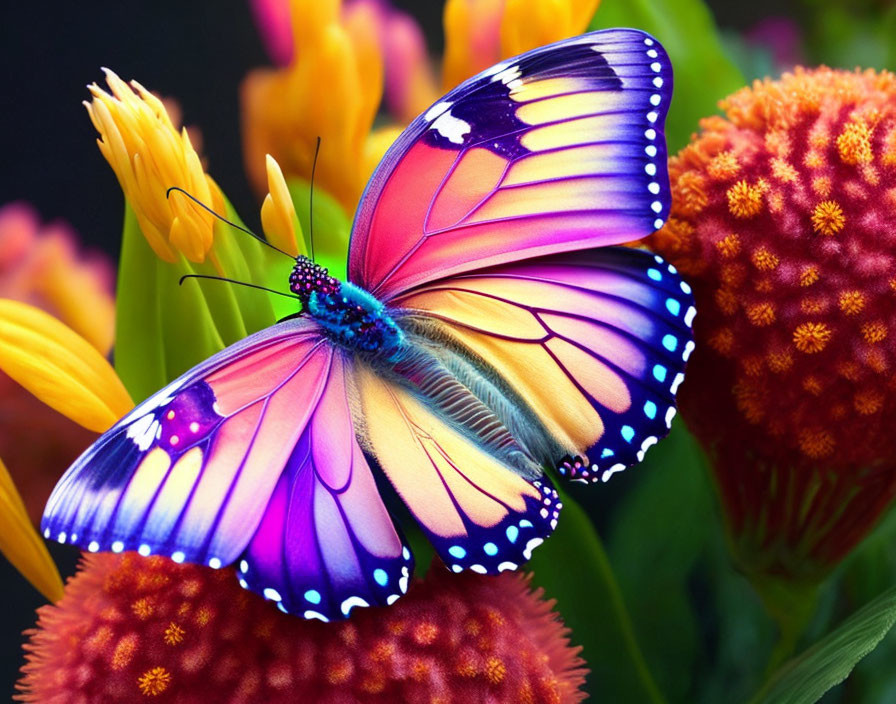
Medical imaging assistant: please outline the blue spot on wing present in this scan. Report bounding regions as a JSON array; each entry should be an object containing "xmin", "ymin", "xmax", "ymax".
[
  {"xmin": 422, "ymin": 476, "xmax": 560, "ymax": 576},
  {"xmin": 549, "ymin": 247, "xmax": 694, "ymax": 484}
]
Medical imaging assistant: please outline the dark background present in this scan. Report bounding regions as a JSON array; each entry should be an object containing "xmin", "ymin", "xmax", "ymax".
[{"xmin": 0, "ymin": 0, "xmax": 794, "ymax": 698}]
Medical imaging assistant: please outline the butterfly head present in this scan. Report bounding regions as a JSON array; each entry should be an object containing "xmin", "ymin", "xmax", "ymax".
[{"xmin": 289, "ymin": 255, "xmax": 340, "ymax": 304}]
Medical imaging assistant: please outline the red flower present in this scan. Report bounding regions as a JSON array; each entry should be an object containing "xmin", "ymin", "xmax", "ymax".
[
  {"xmin": 648, "ymin": 67, "xmax": 896, "ymax": 577},
  {"xmin": 18, "ymin": 554, "xmax": 588, "ymax": 703}
]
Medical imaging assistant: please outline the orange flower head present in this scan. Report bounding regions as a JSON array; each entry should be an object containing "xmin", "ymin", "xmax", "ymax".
[
  {"xmin": 18, "ymin": 554, "xmax": 587, "ymax": 703},
  {"xmin": 648, "ymin": 67, "xmax": 896, "ymax": 576}
]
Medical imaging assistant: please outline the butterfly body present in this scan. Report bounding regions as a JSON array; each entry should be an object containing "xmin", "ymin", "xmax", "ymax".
[{"xmin": 44, "ymin": 29, "xmax": 694, "ymax": 622}]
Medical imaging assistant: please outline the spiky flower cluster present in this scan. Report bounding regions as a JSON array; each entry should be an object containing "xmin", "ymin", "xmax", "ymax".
[
  {"xmin": 18, "ymin": 554, "xmax": 587, "ymax": 703},
  {"xmin": 649, "ymin": 67, "xmax": 896, "ymax": 574},
  {"xmin": 651, "ymin": 67, "xmax": 896, "ymax": 467}
]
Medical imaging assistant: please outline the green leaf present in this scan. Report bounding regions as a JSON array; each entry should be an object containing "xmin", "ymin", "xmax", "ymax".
[
  {"xmin": 529, "ymin": 487, "xmax": 666, "ymax": 703},
  {"xmin": 751, "ymin": 584, "xmax": 896, "ymax": 704},
  {"xmin": 607, "ymin": 421, "xmax": 713, "ymax": 702},
  {"xmin": 591, "ymin": 0, "xmax": 745, "ymax": 152},
  {"xmin": 115, "ymin": 200, "xmax": 285, "ymax": 398},
  {"xmin": 115, "ymin": 205, "xmax": 168, "ymax": 400}
]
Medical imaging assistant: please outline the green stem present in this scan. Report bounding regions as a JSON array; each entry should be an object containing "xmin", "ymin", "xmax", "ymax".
[
  {"xmin": 591, "ymin": 523, "xmax": 669, "ymax": 704},
  {"xmin": 528, "ymin": 487, "xmax": 668, "ymax": 704},
  {"xmin": 747, "ymin": 577, "xmax": 819, "ymax": 703}
]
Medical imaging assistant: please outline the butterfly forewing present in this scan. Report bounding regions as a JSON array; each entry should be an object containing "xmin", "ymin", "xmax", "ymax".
[
  {"xmin": 42, "ymin": 319, "xmax": 412, "ymax": 620},
  {"xmin": 349, "ymin": 28, "xmax": 673, "ymax": 300}
]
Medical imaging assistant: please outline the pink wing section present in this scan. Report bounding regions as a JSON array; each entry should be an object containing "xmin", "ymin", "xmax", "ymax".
[
  {"xmin": 349, "ymin": 29, "xmax": 673, "ymax": 300},
  {"xmin": 240, "ymin": 352, "xmax": 412, "ymax": 621},
  {"xmin": 42, "ymin": 318, "xmax": 331, "ymax": 568}
]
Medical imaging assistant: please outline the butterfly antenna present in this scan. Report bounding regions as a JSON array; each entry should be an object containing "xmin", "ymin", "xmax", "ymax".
[
  {"xmin": 166, "ymin": 186, "xmax": 293, "ymax": 259},
  {"xmin": 309, "ymin": 136, "xmax": 321, "ymax": 262},
  {"xmin": 179, "ymin": 274, "xmax": 301, "ymax": 301}
]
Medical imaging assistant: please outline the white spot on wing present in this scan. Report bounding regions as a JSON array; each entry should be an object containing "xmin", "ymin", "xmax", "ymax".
[
  {"xmin": 126, "ymin": 413, "xmax": 160, "ymax": 451},
  {"xmin": 523, "ymin": 537, "xmax": 544, "ymax": 560},
  {"xmin": 340, "ymin": 596, "xmax": 369, "ymax": 616},
  {"xmin": 264, "ymin": 587, "xmax": 283, "ymax": 601},
  {"xmin": 601, "ymin": 463, "xmax": 627, "ymax": 482},
  {"xmin": 492, "ymin": 64, "xmax": 521, "ymax": 85},
  {"xmin": 431, "ymin": 110, "xmax": 471, "ymax": 145},
  {"xmin": 665, "ymin": 406, "xmax": 677, "ymax": 428},
  {"xmin": 424, "ymin": 101, "xmax": 452, "ymax": 122}
]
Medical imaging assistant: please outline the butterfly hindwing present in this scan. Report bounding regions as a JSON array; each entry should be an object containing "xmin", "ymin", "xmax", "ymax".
[
  {"xmin": 353, "ymin": 364, "xmax": 560, "ymax": 575},
  {"xmin": 391, "ymin": 247, "xmax": 695, "ymax": 483},
  {"xmin": 349, "ymin": 28, "xmax": 672, "ymax": 300},
  {"xmin": 238, "ymin": 352, "xmax": 413, "ymax": 621}
]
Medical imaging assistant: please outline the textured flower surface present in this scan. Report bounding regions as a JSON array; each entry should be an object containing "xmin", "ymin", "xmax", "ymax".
[
  {"xmin": 649, "ymin": 67, "xmax": 896, "ymax": 575},
  {"xmin": 18, "ymin": 554, "xmax": 587, "ymax": 703}
]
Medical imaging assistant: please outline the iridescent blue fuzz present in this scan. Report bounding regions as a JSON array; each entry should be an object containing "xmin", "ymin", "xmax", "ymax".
[
  {"xmin": 308, "ymin": 281, "xmax": 405, "ymax": 360},
  {"xmin": 290, "ymin": 255, "xmax": 405, "ymax": 360}
]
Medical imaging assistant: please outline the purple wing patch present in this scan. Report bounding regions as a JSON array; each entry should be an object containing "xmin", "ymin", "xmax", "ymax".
[{"xmin": 349, "ymin": 28, "xmax": 673, "ymax": 300}]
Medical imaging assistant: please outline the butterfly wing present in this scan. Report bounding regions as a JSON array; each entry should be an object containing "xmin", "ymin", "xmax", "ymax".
[
  {"xmin": 42, "ymin": 317, "xmax": 411, "ymax": 619},
  {"xmin": 390, "ymin": 246, "xmax": 695, "ymax": 483},
  {"xmin": 239, "ymin": 351, "xmax": 413, "ymax": 621},
  {"xmin": 352, "ymin": 363, "xmax": 560, "ymax": 575},
  {"xmin": 348, "ymin": 28, "xmax": 672, "ymax": 300}
]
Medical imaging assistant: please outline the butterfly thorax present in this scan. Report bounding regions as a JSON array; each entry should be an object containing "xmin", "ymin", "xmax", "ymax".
[{"xmin": 290, "ymin": 256, "xmax": 404, "ymax": 359}]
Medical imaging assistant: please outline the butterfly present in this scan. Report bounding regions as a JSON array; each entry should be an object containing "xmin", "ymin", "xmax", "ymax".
[{"xmin": 42, "ymin": 29, "xmax": 693, "ymax": 622}]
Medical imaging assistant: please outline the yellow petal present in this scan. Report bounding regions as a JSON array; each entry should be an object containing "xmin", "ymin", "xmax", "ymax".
[
  {"xmin": 500, "ymin": 0, "xmax": 599, "ymax": 57},
  {"xmin": 261, "ymin": 154, "xmax": 305, "ymax": 257},
  {"xmin": 364, "ymin": 125, "xmax": 404, "ymax": 182},
  {"xmin": 442, "ymin": 0, "xmax": 503, "ymax": 90},
  {"xmin": 442, "ymin": 0, "xmax": 600, "ymax": 90},
  {"xmin": 241, "ymin": 0, "xmax": 384, "ymax": 214},
  {"xmin": 0, "ymin": 455, "xmax": 64, "ymax": 602},
  {"xmin": 0, "ymin": 299, "xmax": 133, "ymax": 433},
  {"xmin": 86, "ymin": 69, "xmax": 217, "ymax": 263}
]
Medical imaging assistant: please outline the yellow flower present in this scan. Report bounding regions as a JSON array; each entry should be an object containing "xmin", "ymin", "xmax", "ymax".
[
  {"xmin": 243, "ymin": 0, "xmax": 600, "ymax": 216},
  {"xmin": 499, "ymin": 0, "xmax": 600, "ymax": 60},
  {"xmin": 0, "ymin": 299, "xmax": 133, "ymax": 432},
  {"xmin": 241, "ymin": 0, "xmax": 384, "ymax": 213},
  {"xmin": 0, "ymin": 456, "xmax": 62, "ymax": 602},
  {"xmin": 442, "ymin": 0, "xmax": 599, "ymax": 90},
  {"xmin": 0, "ymin": 299, "xmax": 134, "ymax": 602},
  {"xmin": 0, "ymin": 202, "xmax": 115, "ymax": 356},
  {"xmin": 260, "ymin": 154, "xmax": 306, "ymax": 257},
  {"xmin": 85, "ymin": 69, "xmax": 223, "ymax": 263}
]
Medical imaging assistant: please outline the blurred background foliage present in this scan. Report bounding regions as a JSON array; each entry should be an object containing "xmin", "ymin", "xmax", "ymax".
[{"xmin": 3, "ymin": 0, "xmax": 896, "ymax": 702}]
